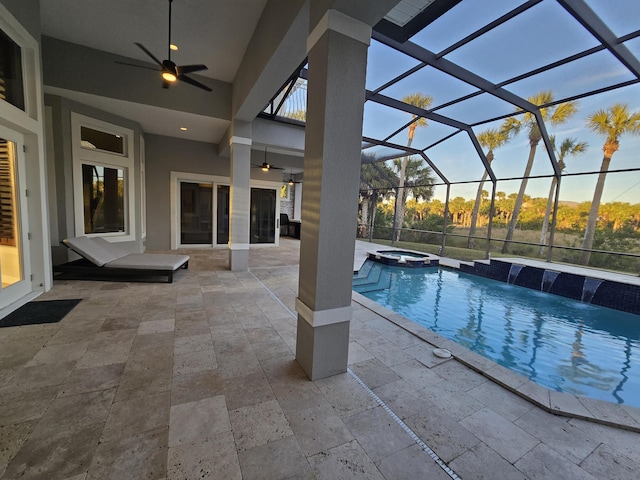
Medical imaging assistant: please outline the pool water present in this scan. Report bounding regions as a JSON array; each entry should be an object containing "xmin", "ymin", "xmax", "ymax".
[{"xmin": 354, "ymin": 262, "xmax": 640, "ymax": 407}]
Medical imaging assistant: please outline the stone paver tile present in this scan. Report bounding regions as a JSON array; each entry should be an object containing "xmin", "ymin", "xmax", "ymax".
[
  {"xmin": 0, "ymin": 420, "xmax": 37, "ymax": 474},
  {"xmin": 114, "ymin": 366, "xmax": 172, "ymax": 403},
  {"xmin": 101, "ymin": 391, "xmax": 170, "ymax": 440},
  {"xmin": 172, "ymin": 348, "xmax": 217, "ymax": 376},
  {"xmin": 373, "ymin": 379, "xmax": 437, "ymax": 420},
  {"xmin": 138, "ymin": 318, "xmax": 175, "ymax": 335},
  {"xmin": 343, "ymin": 405, "xmax": 414, "ymax": 463},
  {"xmin": 168, "ymin": 395, "xmax": 231, "ymax": 447},
  {"xmin": 389, "ymin": 358, "xmax": 444, "ymax": 390},
  {"xmin": 430, "ymin": 359, "xmax": 489, "ymax": 391},
  {"xmin": 25, "ymin": 341, "xmax": 89, "ymax": 366},
  {"xmin": 449, "ymin": 442, "xmax": 528, "ymax": 480},
  {"xmin": 32, "ymin": 388, "xmax": 115, "ymax": 437},
  {"xmin": 405, "ymin": 407, "xmax": 481, "ymax": 463},
  {"xmin": 514, "ymin": 407, "xmax": 600, "ymax": 464},
  {"xmin": 460, "ymin": 407, "xmax": 539, "ymax": 464},
  {"xmin": 229, "ymin": 399, "xmax": 293, "ymax": 451},
  {"xmin": 467, "ymin": 379, "xmax": 534, "ymax": 422},
  {"xmin": 378, "ymin": 444, "xmax": 457, "ymax": 480},
  {"xmin": 348, "ymin": 341, "xmax": 375, "ymax": 365},
  {"xmin": 167, "ymin": 430, "xmax": 241, "ymax": 480},
  {"xmin": 170, "ymin": 369, "xmax": 225, "ymax": 406},
  {"xmin": 222, "ymin": 371, "xmax": 275, "ymax": 410},
  {"xmin": 77, "ymin": 342, "xmax": 132, "ymax": 368},
  {"xmin": 271, "ymin": 375, "xmax": 329, "ymax": 414},
  {"xmin": 237, "ymin": 435, "xmax": 314, "ymax": 480},
  {"xmin": 549, "ymin": 390, "xmax": 593, "ymax": 418},
  {"xmin": 315, "ymin": 372, "xmax": 377, "ymax": 418},
  {"xmin": 308, "ymin": 439, "xmax": 385, "ymax": 480},
  {"xmin": 578, "ymin": 396, "xmax": 640, "ymax": 428},
  {"xmin": 86, "ymin": 427, "xmax": 168, "ymax": 480},
  {"xmin": 514, "ymin": 443, "xmax": 599, "ymax": 480},
  {"xmin": 0, "ymin": 361, "xmax": 76, "ymax": 392},
  {"xmin": 286, "ymin": 404, "xmax": 354, "ymax": 456},
  {"xmin": 569, "ymin": 417, "xmax": 640, "ymax": 462},
  {"xmin": 0, "ymin": 385, "xmax": 58, "ymax": 424},
  {"xmin": 580, "ymin": 443, "xmax": 639, "ymax": 480},
  {"xmin": 349, "ymin": 358, "xmax": 402, "ymax": 390},
  {"xmin": 366, "ymin": 340, "xmax": 413, "ymax": 367},
  {"xmin": 173, "ymin": 333, "xmax": 213, "ymax": 355},
  {"xmin": 58, "ymin": 363, "xmax": 125, "ymax": 397},
  {"xmin": 3, "ymin": 423, "xmax": 103, "ymax": 480},
  {"xmin": 403, "ymin": 344, "xmax": 452, "ymax": 368},
  {"xmin": 419, "ymin": 378, "xmax": 485, "ymax": 421}
]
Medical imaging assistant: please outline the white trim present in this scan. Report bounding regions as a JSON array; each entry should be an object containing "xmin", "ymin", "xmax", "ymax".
[
  {"xmin": 170, "ymin": 171, "xmax": 283, "ymax": 250},
  {"xmin": 70, "ymin": 113, "xmax": 135, "ymax": 242},
  {"xmin": 228, "ymin": 243, "xmax": 250, "ymax": 250},
  {"xmin": 140, "ymin": 135, "xmax": 146, "ymax": 240},
  {"xmin": 229, "ymin": 136, "xmax": 252, "ymax": 146},
  {"xmin": 295, "ymin": 298, "xmax": 352, "ymax": 327},
  {"xmin": 307, "ymin": 9, "xmax": 371, "ymax": 53}
]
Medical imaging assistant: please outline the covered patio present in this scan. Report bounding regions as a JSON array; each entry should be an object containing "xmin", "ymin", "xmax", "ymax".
[{"xmin": 0, "ymin": 238, "xmax": 638, "ymax": 479}]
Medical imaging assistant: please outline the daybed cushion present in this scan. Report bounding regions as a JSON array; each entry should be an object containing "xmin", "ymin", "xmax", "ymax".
[
  {"xmin": 63, "ymin": 236, "xmax": 122, "ymax": 266},
  {"xmin": 63, "ymin": 236, "xmax": 189, "ymax": 271},
  {"xmin": 106, "ymin": 253, "xmax": 189, "ymax": 270}
]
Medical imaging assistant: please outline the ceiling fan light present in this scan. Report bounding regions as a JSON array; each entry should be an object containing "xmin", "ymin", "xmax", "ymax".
[
  {"xmin": 162, "ymin": 71, "xmax": 177, "ymax": 82},
  {"xmin": 261, "ymin": 164, "xmax": 269, "ymax": 172},
  {"xmin": 288, "ymin": 178, "xmax": 294, "ymax": 186}
]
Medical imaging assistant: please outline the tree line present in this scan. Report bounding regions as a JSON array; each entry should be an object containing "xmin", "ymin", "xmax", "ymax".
[{"xmin": 360, "ymin": 90, "xmax": 640, "ymax": 266}]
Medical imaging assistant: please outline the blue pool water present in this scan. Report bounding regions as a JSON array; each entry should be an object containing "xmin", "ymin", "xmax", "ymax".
[{"xmin": 354, "ymin": 261, "xmax": 640, "ymax": 407}]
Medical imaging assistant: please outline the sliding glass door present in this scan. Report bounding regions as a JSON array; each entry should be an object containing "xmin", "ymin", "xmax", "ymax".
[
  {"xmin": 180, "ymin": 182, "xmax": 212, "ymax": 245},
  {"xmin": 250, "ymin": 188, "xmax": 276, "ymax": 244}
]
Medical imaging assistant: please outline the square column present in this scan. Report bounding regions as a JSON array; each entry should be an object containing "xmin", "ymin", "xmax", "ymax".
[
  {"xmin": 228, "ymin": 125, "xmax": 251, "ymax": 271},
  {"xmin": 295, "ymin": 10, "xmax": 371, "ymax": 380}
]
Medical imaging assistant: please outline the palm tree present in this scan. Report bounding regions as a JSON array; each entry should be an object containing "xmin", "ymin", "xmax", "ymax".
[
  {"xmin": 501, "ymin": 91, "xmax": 578, "ymax": 253},
  {"xmin": 359, "ymin": 158, "xmax": 395, "ymax": 238},
  {"xmin": 538, "ymin": 136, "xmax": 587, "ymax": 256},
  {"xmin": 468, "ymin": 128, "xmax": 510, "ymax": 249},
  {"xmin": 391, "ymin": 156, "xmax": 435, "ymax": 233},
  {"xmin": 394, "ymin": 92, "xmax": 433, "ymax": 242},
  {"xmin": 579, "ymin": 104, "xmax": 640, "ymax": 265}
]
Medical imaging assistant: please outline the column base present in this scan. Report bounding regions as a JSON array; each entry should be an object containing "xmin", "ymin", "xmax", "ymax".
[
  {"xmin": 296, "ymin": 316, "xmax": 350, "ymax": 381},
  {"xmin": 229, "ymin": 248, "xmax": 249, "ymax": 271}
]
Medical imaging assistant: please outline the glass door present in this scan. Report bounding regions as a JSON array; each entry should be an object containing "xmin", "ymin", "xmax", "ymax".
[
  {"xmin": 0, "ymin": 136, "xmax": 29, "ymax": 303},
  {"xmin": 180, "ymin": 182, "xmax": 213, "ymax": 245},
  {"xmin": 250, "ymin": 188, "xmax": 276, "ymax": 244},
  {"xmin": 216, "ymin": 185, "xmax": 229, "ymax": 245}
]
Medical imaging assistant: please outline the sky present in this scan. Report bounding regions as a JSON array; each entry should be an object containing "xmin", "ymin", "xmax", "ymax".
[{"xmin": 361, "ymin": 0, "xmax": 640, "ymax": 204}]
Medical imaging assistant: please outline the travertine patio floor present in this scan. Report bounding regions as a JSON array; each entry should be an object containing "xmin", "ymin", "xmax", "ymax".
[{"xmin": 0, "ymin": 238, "xmax": 638, "ymax": 479}]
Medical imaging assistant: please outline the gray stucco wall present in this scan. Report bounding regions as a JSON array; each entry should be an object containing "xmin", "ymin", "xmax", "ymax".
[
  {"xmin": 0, "ymin": 0, "xmax": 41, "ymax": 39},
  {"xmin": 144, "ymin": 134, "xmax": 227, "ymax": 251},
  {"xmin": 45, "ymin": 94, "xmax": 145, "ymax": 261}
]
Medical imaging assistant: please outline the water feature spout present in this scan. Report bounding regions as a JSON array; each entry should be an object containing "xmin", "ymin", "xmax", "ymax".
[
  {"xmin": 507, "ymin": 264, "xmax": 524, "ymax": 284},
  {"xmin": 541, "ymin": 270, "xmax": 560, "ymax": 293},
  {"xmin": 581, "ymin": 278, "xmax": 604, "ymax": 303}
]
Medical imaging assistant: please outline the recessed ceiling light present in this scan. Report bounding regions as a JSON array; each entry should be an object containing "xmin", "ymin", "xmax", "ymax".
[
  {"xmin": 180, "ymin": 127, "xmax": 188, "ymax": 131},
  {"xmin": 170, "ymin": 44, "xmax": 179, "ymax": 51}
]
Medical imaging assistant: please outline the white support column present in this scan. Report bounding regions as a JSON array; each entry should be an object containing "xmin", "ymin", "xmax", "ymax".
[
  {"xmin": 228, "ymin": 124, "xmax": 252, "ymax": 271},
  {"xmin": 295, "ymin": 10, "xmax": 371, "ymax": 380}
]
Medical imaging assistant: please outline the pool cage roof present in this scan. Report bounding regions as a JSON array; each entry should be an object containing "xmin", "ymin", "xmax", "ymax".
[{"xmin": 261, "ymin": 0, "xmax": 640, "ymax": 192}]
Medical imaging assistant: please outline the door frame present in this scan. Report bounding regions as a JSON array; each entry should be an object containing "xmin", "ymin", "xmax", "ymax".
[{"xmin": 170, "ymin": 171, "xmax": 282, "ymax": 249}]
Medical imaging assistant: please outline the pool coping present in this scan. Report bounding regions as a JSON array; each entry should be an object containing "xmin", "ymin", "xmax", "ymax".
[{"xmin": 351, "ymin": 266, "xmax": 640, "ymax": 433}]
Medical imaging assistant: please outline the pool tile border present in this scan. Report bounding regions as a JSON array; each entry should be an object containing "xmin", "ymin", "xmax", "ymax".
[{"xmin": 352, "ymin": 291, "xmax": 640, "ymax": 433}]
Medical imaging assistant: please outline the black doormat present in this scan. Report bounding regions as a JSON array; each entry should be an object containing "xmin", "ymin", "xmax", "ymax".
[{"xmin": 0, "ymin": 299, "xmax": 82, "ymax": 328}]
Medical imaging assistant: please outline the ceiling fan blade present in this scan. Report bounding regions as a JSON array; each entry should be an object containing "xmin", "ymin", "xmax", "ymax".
[
  {"xmin": 115, "ymin": 60, "xmax": 160, "ymax": 72},
  {"xmin": 135, "ymin": 42, "xmax": 163, "ymax": 66},
  {"xmin": 178, "ymin": 74, "xmax": 212, "ymax": 92},
  {"xmin": 177, "ymin": 64, "xmax": 208, "ymax": 75}
]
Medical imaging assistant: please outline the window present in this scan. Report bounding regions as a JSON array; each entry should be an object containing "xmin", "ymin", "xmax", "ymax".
[
  {"xmin": 81, "ymin": 164, "xmax": 125, "ymax": 234},
  {"xmin": 0, "ymin": 28, "xmax": 24, "ymax": 111},
  {"xmin": 71, "ymin": 113, "xmax": 135, "ymax": 241}
]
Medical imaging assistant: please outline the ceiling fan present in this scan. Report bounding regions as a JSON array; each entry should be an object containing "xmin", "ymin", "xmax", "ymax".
[
  {"xmin": 118, "ymin": 0, "xmax": 212, "ymax": 92},
  {"xmin": 252, "ymin": 148, "xmax": 284, "ymax": 172}
]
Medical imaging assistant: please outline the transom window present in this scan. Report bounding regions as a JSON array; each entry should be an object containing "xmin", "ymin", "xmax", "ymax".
[{"xmin": 0, "ymin": 28, "xmax": 24, "ymax": 111}]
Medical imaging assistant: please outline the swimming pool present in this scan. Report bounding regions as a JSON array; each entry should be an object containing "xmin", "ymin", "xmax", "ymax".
[{"xmin": 353, "ymin": 261, "xmax": 640, "ymax": 408}]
